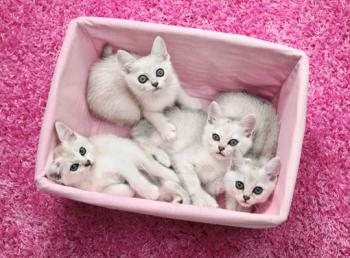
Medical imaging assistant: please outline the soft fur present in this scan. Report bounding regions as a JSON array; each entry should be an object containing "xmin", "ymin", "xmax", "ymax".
[
  {"xmin": 46, "ymin": 122, "xmax": 190, "ymax": 204},
  {"xmin": 224, "ymin": 150, "xmax": 281, "ymax": 212},
  {"xmin": 215, "ymin": 91, "xmax": 279, "ymax": 159},
  {"xmin": 132, "ymin": 102, "xmax": 256, "ymax": 207},
  {"xmin": 87, "ymin": 36, "xmax": 201, "ymax": 140}
]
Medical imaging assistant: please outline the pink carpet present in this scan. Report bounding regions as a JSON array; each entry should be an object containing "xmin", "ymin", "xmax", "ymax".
[{"xmin": 1, "ymin": 0, "xmax": 349, "ymax": 257}]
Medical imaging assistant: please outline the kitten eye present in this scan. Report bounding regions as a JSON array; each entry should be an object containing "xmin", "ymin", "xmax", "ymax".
[
  {"xmin": 156, "ymin": 68, "xmax": 164, "ymax": 77},
  {"xmin": 138, "ymin": 75, "xmax": 148, "ymax": 84},
  {"xmin": 235, "ymin": 181, "xmax": 244, "ymax": 190},
  {"xmin": 70, "ymin": 163, "xmax": 79, "ymax": 172},
  {"xmin": 212, "ymin": 133, "xmax": 220, "ymax": 141},
  {"xmin": 253, "ymin": 186, "xmax": 263, "ymax": 195},
  {"xmin": 79, "ymin": 147, "xmax": 86, "ymax": 156},
  {"xmin": 228, "ymin": 139, "xmax": 239, "ymax": 146}
]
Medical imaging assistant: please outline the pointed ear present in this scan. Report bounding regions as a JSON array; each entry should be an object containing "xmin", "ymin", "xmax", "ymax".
[
  {"xmin": 55, "ymin": 121, "xmax": 76, "ymax": 143},
  {"xmin": 151, "ymin": 36, "xmax": 169, "ymax": 60},
  {"xmin": 117, "ymin": 50, "xmax": 136, "ymax": 73},
  {"xmin": 207, "ymin": 101, "xmax": 223, "ymax": 124},
  {"xmin": 265, "ymin": 157, "xmax": 281, "ymax": 181},
  {"xmin": 239, "ymin": 114, "xmax": 256, "ymax": 137}
]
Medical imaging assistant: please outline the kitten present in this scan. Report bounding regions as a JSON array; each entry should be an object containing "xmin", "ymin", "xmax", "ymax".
[
  {"xmin": 215, "ymin": 91, "xmax": 279, "ymax": 159},
  {"xmin": 46, "ymin": 122, "xmax": 190, "ymax": 204},
  {"xmin": 132, "ymin": 102, "xmax": 256, "ymax": 207},
  {"xmin": 87, "ymin": 36, "xmax": 201, "ymax": 141},
  {"xmin": 224, "ymin": 150, "xmax": 281, "ymax": 212}
]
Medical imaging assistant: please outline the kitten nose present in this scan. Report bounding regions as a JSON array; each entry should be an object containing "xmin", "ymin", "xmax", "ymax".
[
  {"xmin": 218, "ymin": 146, "xmax": 225, "ymax": 152},
  {"xmin": 85, "ymin": 160, "xmax": 92, "ymax": 167},
  {"xmin": 50, "ymin": 170, "xmax": 61, "ymax": 180},
  {"xmin": 152, "ymin": 82, "xmax": 159, "ymax": 87},
  {"xmin": 243, "ymin": 195, "xmax": 250, "ymax": 201}
]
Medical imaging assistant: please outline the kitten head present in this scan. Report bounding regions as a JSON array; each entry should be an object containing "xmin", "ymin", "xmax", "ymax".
[
  {"xmin": 46, "ymin": 122, "xmax": 95, "ymax": 186},
  {"xmin": 227, "ymin": 151, "xmax": 281, "ymax": 208},
  {"xmin": 202, "ymin": 101, "xmax": 256, "ymax": 160},
  {"xmin": 117, "ymin": 36, "xmax": 175, "ymax": 94}
]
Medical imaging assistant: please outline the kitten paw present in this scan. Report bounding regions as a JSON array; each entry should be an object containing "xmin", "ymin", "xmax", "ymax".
[
  {"xmin": 152, "ymin": 150, "xmax": 172, "ymax": 168},
  {"xmin": 160, "ymin": 123, "xmax": 176, "ymax": 141},
  {"xmin": 144, "ymin": 185, "xmax": 159, "ymax": 200},
  {"xmin": 192, "ymin": 192, "xmax": 218, "ymax": 208}
]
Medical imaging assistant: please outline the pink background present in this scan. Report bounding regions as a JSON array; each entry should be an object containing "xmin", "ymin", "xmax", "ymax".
[{"xmin": 1, "ymin": 0, "xmax": 349, "ymax": 257}]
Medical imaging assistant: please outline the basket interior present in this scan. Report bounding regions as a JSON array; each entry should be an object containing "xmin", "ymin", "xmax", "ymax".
[{"xmin": 41, "ymin": 20, "xmax": 305, "ymax": 218}]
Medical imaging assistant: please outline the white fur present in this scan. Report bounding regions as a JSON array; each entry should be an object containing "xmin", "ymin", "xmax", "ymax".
[
  {"xmin": 215, "ymin": 91, "xmax": 279, "ymax": 159},
  {"xmin": 46, "ymin": 122, "xmax": 190, "ymax": 204},
  {"xmin": 132, "ymin": 102, "xmax": 255, "ymax": 207},
  {"xmin": 87, "ymin": 36, "xmax": 201, "ymax": 140},
  {"xmin": 224, "ymin": 150, "xmax": 281, "ymax": 212}
]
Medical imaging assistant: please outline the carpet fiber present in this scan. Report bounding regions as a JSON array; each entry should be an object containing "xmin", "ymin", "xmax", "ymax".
[{"xmin": 1, "ymin": 0, "xmax": 349, "ymax": 257}]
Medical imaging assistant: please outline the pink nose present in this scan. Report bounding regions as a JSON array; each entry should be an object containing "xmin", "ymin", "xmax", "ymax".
[{"xmin": 218, "ymin": 146, "xmax": 225, "ymax": 152}]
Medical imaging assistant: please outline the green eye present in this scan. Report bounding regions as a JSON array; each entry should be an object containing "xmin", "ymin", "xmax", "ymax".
[
  {"xmin": 70, "ymin": 163, "xmax": 79, "ymax": 171},
  {"xmin": 235, "ymin": 181, "xmax": 244, "ymax": 190},
  {"xmin": 253, "ymin": 186, "xmax": 263, "ymax": 195},
  {"xmin": 228, "ymin": 139, "xmax": 239, "ymax": 146},
  {"xmin": 156, "ymin": 68, "xmax": 164, "ymax": 77},
  {"xmin": 138, "ymin": 75, "xmax": 148, "ymax": 84},
  {"xmin": 79, "ymin": 147, "xmax": 86, "ymax": 156},
  {"xmin": 212, "ymin": 133, "xmax": 220, "ymax": 141}
]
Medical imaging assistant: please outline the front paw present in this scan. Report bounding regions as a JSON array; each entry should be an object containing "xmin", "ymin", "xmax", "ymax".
[
  {"xmin": 160, "ymin": 123, "xmax": 176, "ymax": 141},
  {"xmin": 191, "ymin": 192, "xmax": 218, "ymax": 208},
  {"xmin": 144, "ymin": 185, "xmax": 159, "ymax": 200}
]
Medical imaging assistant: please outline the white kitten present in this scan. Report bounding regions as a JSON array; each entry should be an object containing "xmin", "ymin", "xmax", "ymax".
[
  {"xmin": 46, "ymin": 122, "xmax": 190, "ymax": 204},
  {"xmin": 87, "ymin": 36, "xmax": 201, "ymax": 140},
  {"xmin": 215, "ymin": 91, "xmax": 279, "ymax": 159},
  {"xmin": 224, "ymin": 150, "xmax": 281, "ymax": 212},
  {"xmin": 132, "ymin": 102, "xmax": 256, "ymax": 207}
]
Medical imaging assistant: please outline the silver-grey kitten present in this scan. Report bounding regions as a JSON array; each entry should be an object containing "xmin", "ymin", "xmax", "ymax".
[
  {"xmin": 87, "ymin": 36, "xmax": 201, "ymax": 141},
  {"xmin": 132, "ymin": 102, "xmax": 256, "ymax": 207},
  {"xmin": 215, "ymin": 91, "xmax": 279, "ymax": 158}
]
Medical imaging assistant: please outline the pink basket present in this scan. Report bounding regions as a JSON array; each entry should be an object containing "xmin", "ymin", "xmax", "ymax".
[{"xmin": 35, "ymin": 17, "xmax": 308, "ymax": 228}]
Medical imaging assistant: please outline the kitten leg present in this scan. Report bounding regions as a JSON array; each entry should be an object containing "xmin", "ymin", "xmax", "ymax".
[
  {"xmin": 139, "ymin": 144, "xmax": 172, "ymax": 168},
  {"xmin": 225, "ymin": 193, "xmax": 238, "ymax": 210},
  {"xmin": 139, "ymin": 156, "xmax": 179, "ymax": 183},
  {"xmin": 159, "ymin": 181, "xmax": 191, "ymax": 205},
  {"xmin": 223, "ymin": 172, "xmax": 239, "ymax": 211},
  {"xmin": 173, "ymin": 154, "xmax": 218, "ymax": 208},
  {"xmin": 120, "ymin": 166, "xmax": 159, "ymax": 200},
  {"xmin": 176, "ymin": 88, "xmax": 202, "ymax": 110},
  {"xmin": 143, "ymin": 111, "xmax": 176, "ymax": 141},
  {"xmin": 103, "ymin": 184, "xmax": 135, "ymax": 197}
]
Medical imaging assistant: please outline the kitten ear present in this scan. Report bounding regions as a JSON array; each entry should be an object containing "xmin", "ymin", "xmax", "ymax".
[
  {"xmin": 207, "ymin": 101, "xmax": 223, "ymax": 124},
  {"xmin": 117, "ymin": 50, "xmax": 136, "ymax": 73},
  {"xmin": 265, "ymin": 157, "xmax": 281, "ymax": 181},
  {"xmin": 151, "ymin": 36, "xmax": 169, "ymax": 60},
  {"xmin": 55, "ymin": 121, "xmax": 76, "ymax": 143},
  {"xmin": 239, "ymin": 114, "xmax": 256, "ymax": 137}
]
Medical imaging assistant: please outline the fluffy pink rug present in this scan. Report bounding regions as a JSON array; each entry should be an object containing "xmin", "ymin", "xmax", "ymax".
[{"xmin": 1, "ymin": 0, "xmax": 349, "ymax": 257}]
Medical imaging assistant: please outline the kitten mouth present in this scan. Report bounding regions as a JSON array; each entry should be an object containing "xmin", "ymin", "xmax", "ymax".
[
  {"xmin": 240, "ymin": 201, "xmax": 251, "ymax": 207},
  {"xmin": 216, "ymin": 152, "xmax": 225, "ymax": 157}
]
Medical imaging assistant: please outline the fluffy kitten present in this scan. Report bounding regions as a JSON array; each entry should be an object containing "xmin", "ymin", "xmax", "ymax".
[
  {"xmin": 46, "ymin": 122, "xmax": 190, "ymax": 203},
  {"xmin": 87, "ymin": 36, "xmax": 201, "ymax": 140},
  {"xmin": 224, "ymin": 150, "xmax": 281, "ymax": 212},
  {"xmin": 132, "ymin": 102, "xmax": 256, "ymax": 207},
  {"xmin": 215, "ymin": 91, "xmax": 279, "ymax": 158}
]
